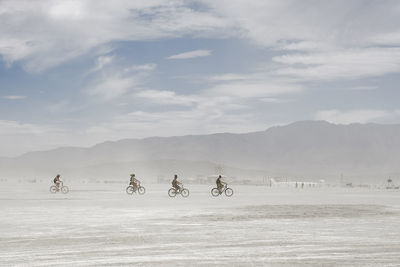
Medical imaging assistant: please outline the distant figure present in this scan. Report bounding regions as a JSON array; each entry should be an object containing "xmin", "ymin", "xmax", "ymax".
[
  {"xmin": 172, "ymin": 174, "xmax": 182, "ymax": 192},
  {"xmin": 295, "ymin": 182, "xmax": 298, "ymax": 188},
  {"xmin": 130, "ymin": 173, "xmax": 140, "ymax": 190},
  {"xmin": 216, "ymin": 175, "xmax": 226, "ymax": 193},
  {"xmin": 53, "ymin": 174, "xmax": 62, "ymax": 188},
  {"xmin": 301, "ymin": 182, "xmax": 304, "ymax": 189}
]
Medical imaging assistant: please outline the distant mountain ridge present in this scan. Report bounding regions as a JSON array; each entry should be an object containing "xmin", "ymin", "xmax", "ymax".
[{"xmin": 1, "ymin": 121, "xmax": 400, "ymax": 181}]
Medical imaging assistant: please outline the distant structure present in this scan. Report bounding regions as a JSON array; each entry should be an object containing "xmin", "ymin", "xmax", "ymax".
[
  {"xmin": 386, "ymin": 178, "xmax": 399, "ymax": 189},
  {"xmin": 270, "ymin": 178, "xmax": 324, "ymax": 188},
  {"xmin": 263, "ymin": 177, "xmax": 271, "ymax": 186},
  {"xmin": 345, "ymin": 182, "xmax": 353, "ymax": 188}
]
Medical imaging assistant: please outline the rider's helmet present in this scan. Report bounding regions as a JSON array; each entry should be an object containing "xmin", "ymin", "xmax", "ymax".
[
  {"xmin": 130, "ymin": 173, "xmax": 135, "ymax": 177},
  {"xmin": 56, "ymin": 174, "xmax": 60, "ymax": 177},
  {"xmin": 218, "ymin": 175, "xmax": 222, "ymax": 178},
  {"xmin": 174, "ymin": 174, "xmax": 178, "ymax": 179}
]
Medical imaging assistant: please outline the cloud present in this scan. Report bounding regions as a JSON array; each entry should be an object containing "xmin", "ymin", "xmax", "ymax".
[
  {"xmin": 82, "ymin": 92, "xmax": 265, "ymax": 143},
  {"xmin": 86, "ymin": 101, "xmax": 262, "ymax": 141},
  {"xmin": 259, "ymin": 97, "xmax": 293, "ymax": 103},
  {"xmin": 89, "ymin": 55, "xmax": 114, "ymax": 73},
  {"xmin": 0, "ymin": 1, "xmax": 230, "ymax": 72},
  {"xmin": 2, "ymin": 95, "xmax": 26, "ymax": 99},
  {"xmin": 135, "ymin": 90, "xmax": 199, "ymax": 106},
  {"xmin": 273, "ymin": 48, "xmax": 400, "ymax": 81},
  {"xmin": 208, "ymin": 73, "xmax": 258, "ymax": 82},
  {"xmin": 204, "ymin": 0, "xmax": 400, "ymax": 48},
  {"xmin": 203, "ymin": 1, "xmax": 400, "ymax": 81},
  {"xmin": 315, "ymin": 109, "xmax": 390, "ymax": 124},
  {"xmin": 2, "ymin": 0, "xmax": 400, "ymax": 83},
  {"xmin": 167, "ymin": 49, "xmax": 212, "ymax": 59},
  {"xmin": 86, "ymin": 76, "xmax": 137, "ymax": 100},
  {"xmin": 0, "ymin": 120, "xmax": 48, "ymax": 135},
  {"xmin": 280, "ymin": 41, "xmax": 328, "ymax": 52},
  {"xmin": 347, "ymin": 85, "xmax": 378, "ymax": 91},
  {"xmin": 85, "ymin": 63, "xmax": 156, "ymax": 100},
  {"xmin": 208, "ymin": 80, "xmax": 303, "ymax": 98}
]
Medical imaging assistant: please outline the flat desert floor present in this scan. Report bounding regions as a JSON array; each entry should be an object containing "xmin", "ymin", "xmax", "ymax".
[{"xmin": 0, "ymin": 182, "xmax": 399, "ymax": 266}]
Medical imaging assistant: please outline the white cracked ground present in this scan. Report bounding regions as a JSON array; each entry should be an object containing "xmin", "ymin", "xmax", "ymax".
[{"xmin": 0, "ymin": 182, "xmax": 399, "ymax": 266}]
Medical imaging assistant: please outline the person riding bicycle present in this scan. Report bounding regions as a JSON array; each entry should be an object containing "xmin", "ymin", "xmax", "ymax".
[
  {"xmin": 172, "ymin": 174, "xmax": 182, "ymax": 192},
  {"xmin": 129, "ymin": 173, "xmax": 140, "ymax": 191},
  {"xmin": 53, "ymin": 174, "xmax": 62, "ymax": 189},
  {"xmin": 216, "ymin": 175, "xmax": 226, "ymax": 193}
]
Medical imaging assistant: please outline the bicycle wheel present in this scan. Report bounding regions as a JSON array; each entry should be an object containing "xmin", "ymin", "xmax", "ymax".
[
  {"xmin": 61, "ymin": 186, "xmax": 69, "ymax": 194},
  {"xmin": 225, "ymin": 188, "xmax": 233, "ymax": 197},
  {"xmin": 50, "ymin": 186, "xmax": 57, "ymax": 194},
  {"xmin": 181, "ymin": 188, "xmax": 189, "ymax": 198},
  {"xmin": 168, "ymin": 188, "xmax": 177, "ymax": 197},
  {"xmin": 138, "ymin": 186, "xmax": 146, "ymax": 195},
  {"xmin": 211, "ymin": 188, "xmax": 220, "ymax": 197},
  {"xmin": 126, "ymin": 186, "xmax": 134, "ymax": 194}
]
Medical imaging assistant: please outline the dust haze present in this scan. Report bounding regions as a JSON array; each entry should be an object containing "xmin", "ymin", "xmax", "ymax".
[{"xmin": 1, "ymin": 121, "xmax": 400, "ymax": 266}]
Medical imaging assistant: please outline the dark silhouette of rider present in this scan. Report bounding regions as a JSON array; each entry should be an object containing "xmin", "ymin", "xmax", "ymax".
[
  {"xmin": 172, "ymin": 174, "xmax": 182, "ymax": 192},
  {"xmin": 130, "ymin": 173, "xmax": 140, "ymax": 190},
  {"xmin": 53, "ymin": 174, "xmax": 62, "ymax": 188},
  {"xmin": 216, "ymin": 175, "xmax": 226, "ymax": 193}
]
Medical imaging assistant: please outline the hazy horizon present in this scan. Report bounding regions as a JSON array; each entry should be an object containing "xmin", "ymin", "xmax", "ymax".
[{"xmin": 2, "ymin": 119, "xmax": 400, "ymax": 158}]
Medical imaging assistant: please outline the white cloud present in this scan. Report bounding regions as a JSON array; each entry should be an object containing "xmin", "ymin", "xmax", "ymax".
[
  {"xmin": 273, "ymin": 48, "xmax": 400, "ymax": 81},
  {"xmin": 85, "ymin": 63, "xmax": 156, "ymax": 100},
  {"xmin": 167, "ymin": 49, "xmax": 212, "ymax": 59},
  {"xmin": 89, "ymin": 55, "xmax": 114, "ymax": 73},
  {"xmin": 347, "ymin": 85, "xmax": 378, "ymax": 91},
  {"xmin": 280, "ymin": 41, "xmax": 328, "ymax": 52},
  {"xmin": 203, "ymin": 0, "xmax": 400, "ymax": 81},
  {"xmin": 0, "ymin": 1, "xmax": 230, "ymax": 72},
  {"xmin": 208, "ymin": 73, "xmax": 258, "ymax": 82},
  {"xmin": 204, "ymin": 0, "xmax": 400, "ymax": 48},
  {"xmin": 0, "ymin": 120, "xmax": 48, "ymax": 135},
  {"xmin": 135, "ymin": 90, "xmax": 199, "ymax": 106},
  {"xmin": 370, "ymin": 31, "xmax": 400, "ymax": 46},
  {"xmin": 315, "ymin": 109, "xmax": 390, "ymax": 124},
  {"xmin": 86, "ymin": 76, "xmax": 137, "ymax": 100},
  {"xmin": 1, "ymin": 0, "xmax": 400, "ymax": 83},
  {"xmin": 48, "ymin": 1, "xmax": 85, "ymax": 20},
  {"xmin": 259, "ymin": 97, "xmax": 292, "ymax": 103},
  {"xmin": 2, "ymin": 95, "xmax": 26, "ymax": 99},
  {"xmin": 86, "ymin": 102, "xmax": 262, "ymax": 141},
  {"xmin": 208, "ymin": 80, "xmax": 303, "ymax": 98},
  {"xmin": 122, "ymin": 64, "xmax": 157, "ymax": 72}
]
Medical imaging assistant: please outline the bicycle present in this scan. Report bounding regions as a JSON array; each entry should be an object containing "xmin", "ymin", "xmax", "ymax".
[
  {"xmin": 168, "ymin": 185, "xmax": 189, "ymax": 197},
  {"xmin": 50, "ymin": 182, "xmax": 69, "ymax": 194},
  {"xmin": 126, "ymin": 183, "xmax": 146, "ymax": 195},
  {"xmin": 211, "ymin": 184, "xmax": 233, "ymax": 197}
]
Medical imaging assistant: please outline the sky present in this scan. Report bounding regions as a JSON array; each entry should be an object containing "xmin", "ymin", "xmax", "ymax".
[{"xmin": 1, "ymin": 0, "xmax": 400, "ymax": 157}]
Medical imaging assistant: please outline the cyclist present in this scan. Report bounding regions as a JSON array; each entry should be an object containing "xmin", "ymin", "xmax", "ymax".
[
  {"xmin": 53, "ymin": 174, "xmax": 62, "ymax": 189},
  {"xmin": 216, "ymin": 175, "xmax": 226, "ymax": 193},
  {"xmin": 172, "ymin": 174, "xmax": 182, "ymax": 193},
  {"xmin": 130, "ymin": 173, "xmax": 140, "ymax": 191}
]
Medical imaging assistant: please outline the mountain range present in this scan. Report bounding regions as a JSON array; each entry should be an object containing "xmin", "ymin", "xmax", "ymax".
[{"xmin": 1, "ymin": 121, "xmax": 399, "ymax": 182}]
